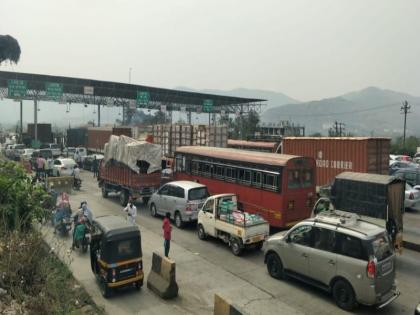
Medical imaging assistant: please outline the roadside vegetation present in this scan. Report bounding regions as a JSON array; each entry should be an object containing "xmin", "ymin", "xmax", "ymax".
[{"xmin": 0, "ymin": 158, "xmax": 102, "ymax": 314}]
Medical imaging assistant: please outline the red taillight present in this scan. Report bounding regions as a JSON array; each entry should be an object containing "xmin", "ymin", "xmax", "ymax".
[
  {"xmin": 186, "ymin": 203, "xmax": 193, "ymax": 212},
  {"xmin": 409, "ymin": 192, "xmax": 414, "ymax": 200},
  {"xmin": 367, "ymin": 260, "xmax": 376, "ymax": 279}
]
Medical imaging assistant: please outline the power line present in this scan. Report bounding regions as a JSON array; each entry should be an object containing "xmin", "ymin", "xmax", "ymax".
[{"xmin": 276, "ymin": 102, "xmax": 415, "ymax": 118}]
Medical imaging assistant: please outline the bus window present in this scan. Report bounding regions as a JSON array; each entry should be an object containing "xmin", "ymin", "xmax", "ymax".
[
  {"xmin": 288, "ymin": 170, "xmax": 300, "ymax": 189},
  {"xmin": 192, "ymin": 161, "xmax": 199, "ymax": 175},
  {"xmin": 302, "ymin": 170, "xmax": 313, "ymax": 188},
  {"xmin": 263, "ymin": 173, "xmax": 279, "ymax": 192},
  {"xmin": 252, "ymin": 171, "xmax": 262, "ymax": 187},
  {"xmin": 215, "ymin": 165, "xmax": 224, "ymax": 179},
  {"xmin": 226, "ymin": 167, "xmax": 236, "ymax": 182}
]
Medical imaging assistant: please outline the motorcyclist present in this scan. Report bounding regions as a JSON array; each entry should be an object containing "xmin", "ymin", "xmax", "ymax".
[{"xmin": 73, "ymin": 165, "xmax": 82, "ymax": 189}]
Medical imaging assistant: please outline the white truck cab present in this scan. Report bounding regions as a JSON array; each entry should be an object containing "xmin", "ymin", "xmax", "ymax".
[{"xmin": 197, "ymin": 194, "xmax": 269, "ymax": 256}]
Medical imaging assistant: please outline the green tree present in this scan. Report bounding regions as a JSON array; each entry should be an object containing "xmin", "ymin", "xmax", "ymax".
[
  {"xmin": 0, "ymin": 35, "xmax": 21, "ymax": 65},
  {"xmin": 0, "ymin": 160, "xmax": 49, "ymax": 231},
  {"xmin": 391, "ymin": 136, "xmax": 420, "ymax": 156},
  {"xmin": 231, "ymin": 110, "xmax": 260, "ymax": 139}
]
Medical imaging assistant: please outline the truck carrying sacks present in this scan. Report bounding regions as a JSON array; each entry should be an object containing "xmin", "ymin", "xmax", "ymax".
[{"xmin": 103, "ymin": 135, "xmax": 162, "ymax": 174}]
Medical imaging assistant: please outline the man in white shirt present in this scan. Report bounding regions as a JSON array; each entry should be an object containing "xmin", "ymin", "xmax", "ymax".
[{"xmin": 123, "ymin": 202, "xmax": 137, "ymax": 225}]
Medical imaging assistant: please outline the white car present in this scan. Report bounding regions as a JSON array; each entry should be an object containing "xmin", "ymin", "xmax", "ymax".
[
  {"xmin": 40, "ymin": 143, "xmax": 61, "ymax": 157},
  {"xmin": 52, "ymin": 158, "xmax": 77, "ymax": 177},
  {"xmin": 405, "ymin": 183, "xmax": 420, "ymax": 211},
  {"xmin": 20, "ymin": 148, "xmax": 34, "ymax": 161},
  {"xmin": 63, "ymin": 147, "xmax": 76, "ymax": 158}
]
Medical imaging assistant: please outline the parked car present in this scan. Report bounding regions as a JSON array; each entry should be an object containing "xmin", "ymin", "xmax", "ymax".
[
  {"xmin": 394, "ymin": 168, "xmax": 420, "ymax": 186},
  {"xmin": 75, "ymin": 147, "xmax": 88, "ymax": 161},
  {"xmin": 405, "ymin": 183, "xmax": 420, "ymax": 211},
  {"xmin": 264, "ymin": 210, "xmax": 399, "ymax": 311},
  {"xmin": 7, "ymin": 144, "xmax": 25, "ymax": 160},
  {"xmin": 389, "ymin": 161, "xmax": 417, "ymax": 175},
  {"xmin": 20, "ymin": 148, "xmax": 34, "ymax": 161},
  {"xmin": 52, "ymin": 158, "xmax": 77, "ymax": 177},
  {"xmin": 63, "ymin": 147, "xmax": 76, "ymax": 158},
  {"xmin": 83, "ymin": 154, "xmax": 104, "ymax": 171},
  {"xmin": 149, "ymin": 181, "xmax": 209, "ymax": 228},
  {"xmin": 40, "ymin": 143, "xmax": 61, "ymax": 157}
]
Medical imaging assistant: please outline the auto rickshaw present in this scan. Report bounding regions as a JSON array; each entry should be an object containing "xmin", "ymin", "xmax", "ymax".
[{"xmin": 90, "ymin": 215, "xmax": 143, "ymax": 298}]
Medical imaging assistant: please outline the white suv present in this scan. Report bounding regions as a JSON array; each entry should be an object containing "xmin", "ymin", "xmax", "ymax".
[{"xmin": 264, "ymin": 210, "xmax": 400, "ymax": 311}]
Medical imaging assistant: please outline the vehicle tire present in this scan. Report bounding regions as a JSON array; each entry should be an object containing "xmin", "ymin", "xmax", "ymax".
[
  {"xmin": 135, "ymin": 279, "xmax": 143, "ymax": 290},
  {"xmin": 100, "ymin": 278, "xmax": 112, "ymax": 298},
  {"xmin": 174, "ymin": 212, "xmax": 185, "ymax": 229},
  {"xmin": 142, "ymin": 197, "xmax": 150, "ymax": 205},
  {"xmin": 230, "ymin": 238, "xmax": 243, "ymax": 256},
  {"xmin": 150, "ymin": 203, "xmax": 158, "ymax": 217},
  {"xmin": 266, "ymin": 252, "xmax": 285, "ymax": 279},
  {"xmin": 332, "ymin": 279, "xmax": 357, "ymax": 311},
  {"xmin": 255, "ymin": 241, "xmax": 264, "ymax": 251},
  {"xmin": 101, "ymin": 186, "xmax": 108, "ymax": 198},
  {"xmin": 198, "ymin": 224, "xmax": 207, "ymax": 240},
  {"xmin": 119, "ymin": 189, "xmax": 129, "ymax": 206}
]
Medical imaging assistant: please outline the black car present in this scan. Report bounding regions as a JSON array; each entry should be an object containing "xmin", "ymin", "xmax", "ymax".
[
  {"xmin": 394, "ymin": 168, "xmax": 420, "ymax": 186},
  {"xmin": 389, "ymin": 161, "xmax": 417, "ymax": 175},
  {"xmin": 83, "ymin": 154, "xmax": 104, "ymax": 171}
]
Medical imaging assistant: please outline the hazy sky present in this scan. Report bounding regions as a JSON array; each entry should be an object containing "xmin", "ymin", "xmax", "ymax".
[{"xmin": 1, "ymin": 0, "xmax": 420, "ymax": 102}]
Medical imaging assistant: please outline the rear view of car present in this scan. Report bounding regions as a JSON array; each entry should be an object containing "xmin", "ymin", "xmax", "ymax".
[{"xmin": 149, "ymin": 181, "xmax": 209, "ymax": 228}]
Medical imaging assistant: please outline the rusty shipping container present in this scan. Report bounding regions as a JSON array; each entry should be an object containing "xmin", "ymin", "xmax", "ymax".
[
  {"xmin": 282, "ymin": 137, "xmax": 390, "ymax": 187},
  {"xmin": 87, "ymin": 127, "xmax": 112, "ymax": 153}
]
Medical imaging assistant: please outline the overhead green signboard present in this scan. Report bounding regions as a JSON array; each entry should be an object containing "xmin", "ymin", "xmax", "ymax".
[
  {"xmin": 203, "ymin": 99, "xmax": 213, "ymax": 112},
  {"xmin": 45, "ymin": 82, "xmax": 63, "ymax": 100},
  {"xmin": 8, "ymin": 79, "xmax": 27, "ymax": 98},
  {"xmin": 136, "ymin": 91, "xmax": 150, "ymax": 107}
]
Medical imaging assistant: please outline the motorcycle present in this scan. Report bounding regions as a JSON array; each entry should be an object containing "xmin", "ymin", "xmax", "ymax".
[
  {"xmin": 55, "ymin": 214, "xmax": 72, "ymax": 237},
  {"xmin": 73, "ymin": 177, "xmax": 82, "ymax": 190}
]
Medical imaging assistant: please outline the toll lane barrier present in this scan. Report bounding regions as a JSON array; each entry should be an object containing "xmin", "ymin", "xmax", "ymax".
[
  {"xmin": 46, "ymin": 176, "xmax": 73, "ymax": 194},
  {"xmin": 214, "ymin": 294, "xmax": 246, "ymax": 315},
  {"xmin": 146, "ymin": 252, "xmax": 178, "ymax": 299}
]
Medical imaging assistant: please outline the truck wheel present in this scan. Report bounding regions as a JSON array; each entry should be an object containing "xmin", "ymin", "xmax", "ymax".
[
  {"xmin": 198, "ymin": 224, "xmax": 207, "ymax": 240},
  {"xmin": 255, "ymin": 241, "xmax": 264, "ymax": 251},
  {"xmin": 230, "ymin": 238, "xmax": 243, "ymax": 256},
  {"xmin": 101, "ymin": 186, "xmax": 108, "ymax": 198},
  {"xmin": 120, "ymin": 190, "xmax": 129, "ymax": 206},
  {"xmin": 100, "ymin": 278, "xmax": 112, "ymax": 298},
  {"xmin": 175, "ymin": 212, "xmax": 185, "ymax": 229},
  {"xmin": 150, "ymin": 204, "xmax": 158, "ymax": 217},
  {"xmin": 266, "ymin": 252, "xmax": 284, "ymax": 279},
  {"xmin": 332, "ymin": 279, "xmax": 357, "ymax": 311}
]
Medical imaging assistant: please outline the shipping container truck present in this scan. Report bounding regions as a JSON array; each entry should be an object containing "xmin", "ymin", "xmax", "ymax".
[
  {"xmin": 98, "ymin": 135, "xmax": 162, "ymax": 206},
  {"xmin": 27, "ymin": 123, "xmax": 53, "ymax": 144},
  {"xmin": 66, "ymin": 128, "xmax": 87, "ymax": 147},
  {"xmin": 282, "ymin": 137, "xmax": 390, "ymax": 188},
  {"xmin": 87, "ymin": 127, "xmax": 133, "ymax": 154},
  {"xmin": 312, "ymin": 172, "xmax": 404, "ymax": 251}
]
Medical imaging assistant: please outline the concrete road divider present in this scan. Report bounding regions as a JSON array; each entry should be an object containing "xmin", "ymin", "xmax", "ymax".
[
  {"xmin": 46, "ymin": 176, "xmax": 73, "ymax": 194},
  {"xmin": 214, "ymin": 294, "xmax": 246, "ymax": 315},
  {"xmin": 146, "ymin": 252, "xmax": 178, "ymax": 299}
]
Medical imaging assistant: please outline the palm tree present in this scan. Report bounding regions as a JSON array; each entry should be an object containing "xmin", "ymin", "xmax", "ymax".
[{"xmin": 0, "ymin": 35, "xmax": 21, "ymax": 65}]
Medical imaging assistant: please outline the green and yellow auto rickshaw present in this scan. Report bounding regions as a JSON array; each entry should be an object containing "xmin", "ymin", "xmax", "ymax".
[{"xmin": 90, "ymin": 215, "xmax": 143, "ymax": 298}]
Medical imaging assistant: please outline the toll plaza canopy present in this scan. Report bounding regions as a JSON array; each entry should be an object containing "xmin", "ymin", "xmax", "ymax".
[{"xmin": 0, "ymin": 71, "xmax": 265, "ymax": 114}]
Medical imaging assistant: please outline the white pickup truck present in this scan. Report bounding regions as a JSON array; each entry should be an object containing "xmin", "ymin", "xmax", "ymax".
[{"xmin": 197, "ymin": 194, "xmax": 270, "ymax": 256}]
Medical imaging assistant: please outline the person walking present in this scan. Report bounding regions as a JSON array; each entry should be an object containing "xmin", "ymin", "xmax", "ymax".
[
  {"xmin": 123, "ymin": 202, "xmax": 137, "ymax": 225},
  {"xmin": 92, "ymin": 156, "xmax": 99, "ymax": 178},
  {"xmin": 162, "ymin": 212, "xmax": 172, "ymax": 258},
  {"xmin": 36, "ymin": 156, "xmax": 46, "ymax": 178}
]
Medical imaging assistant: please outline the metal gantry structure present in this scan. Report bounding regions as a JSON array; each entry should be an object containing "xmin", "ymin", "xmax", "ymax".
[{"xmin": 0, "ymin": 71, "xmax": 266, "ymax": 141}]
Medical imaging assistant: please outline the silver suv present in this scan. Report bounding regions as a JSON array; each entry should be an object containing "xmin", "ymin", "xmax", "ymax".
[
  {"xmin": 264, "ymin": 210, "xmax": 400, "ymax": 311},
  {"xmin": 149, "ymin": 181, "xmax": 209, "ymax": 228}
]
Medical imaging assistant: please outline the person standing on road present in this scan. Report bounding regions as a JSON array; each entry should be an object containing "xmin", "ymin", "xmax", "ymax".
[
  {"xmin": 36, "ymin": 156, "xmax": 46, "ymax": 178},
  {"xmin": 123, "ymin": 202, "xmax": 137, "ymax": 225},
  {"xmin": 92, "ymin": 156, "xmax": 99, "ymax": 178},
  {"xmin": 162, "ymin": 212, "xmax": 172, "ymax": 258}
]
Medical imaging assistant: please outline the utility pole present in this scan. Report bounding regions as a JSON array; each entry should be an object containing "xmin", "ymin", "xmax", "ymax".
[
  {"xmin": 401, "ymin": 100, "xmax": 411, "ymax": 148},
  {"xmin": 338, "ymin": 122, "xmax": 345, "ymax": 137}
]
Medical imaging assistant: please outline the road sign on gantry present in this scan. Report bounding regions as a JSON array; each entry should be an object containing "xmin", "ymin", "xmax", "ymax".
[
  {"xmin": 203, "ymin": 99, "xmax": 213, "ymax": 112},
  {"xmin": 137, "ymin": 91, "xmax": 150, "ymax": 107},
  {"xmin": 8, "ymin": 79, "xmax": 27, "ymax": 98},
  {"xmin": 45, "ymin": 82, "xmax": 63, "ymax": 100}
]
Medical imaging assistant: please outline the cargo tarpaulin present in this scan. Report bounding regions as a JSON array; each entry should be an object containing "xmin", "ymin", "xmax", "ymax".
[{"xmin": 104, "ymin": 135, "xmax": 162, "ymax": 174}]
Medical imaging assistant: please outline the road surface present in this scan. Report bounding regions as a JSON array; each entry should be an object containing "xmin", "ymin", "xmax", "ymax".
[{"xmin": 43, "ymin": 171, "xmax": 420, "ymax": 315}]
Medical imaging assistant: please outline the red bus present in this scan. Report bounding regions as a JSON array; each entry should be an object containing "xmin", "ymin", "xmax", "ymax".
[
  {"xmin": 227, "ymin": 139, "xmax": 279, "ymax": 153},
  {"xmin": 174, "ymin": 146, "xmax": 316, "ymax": 228}
]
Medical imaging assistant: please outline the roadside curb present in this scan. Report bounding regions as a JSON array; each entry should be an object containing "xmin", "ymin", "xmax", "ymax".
[{"xmin": 403, "ymin": 240, "xmax": 420, "ymax": 253}]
